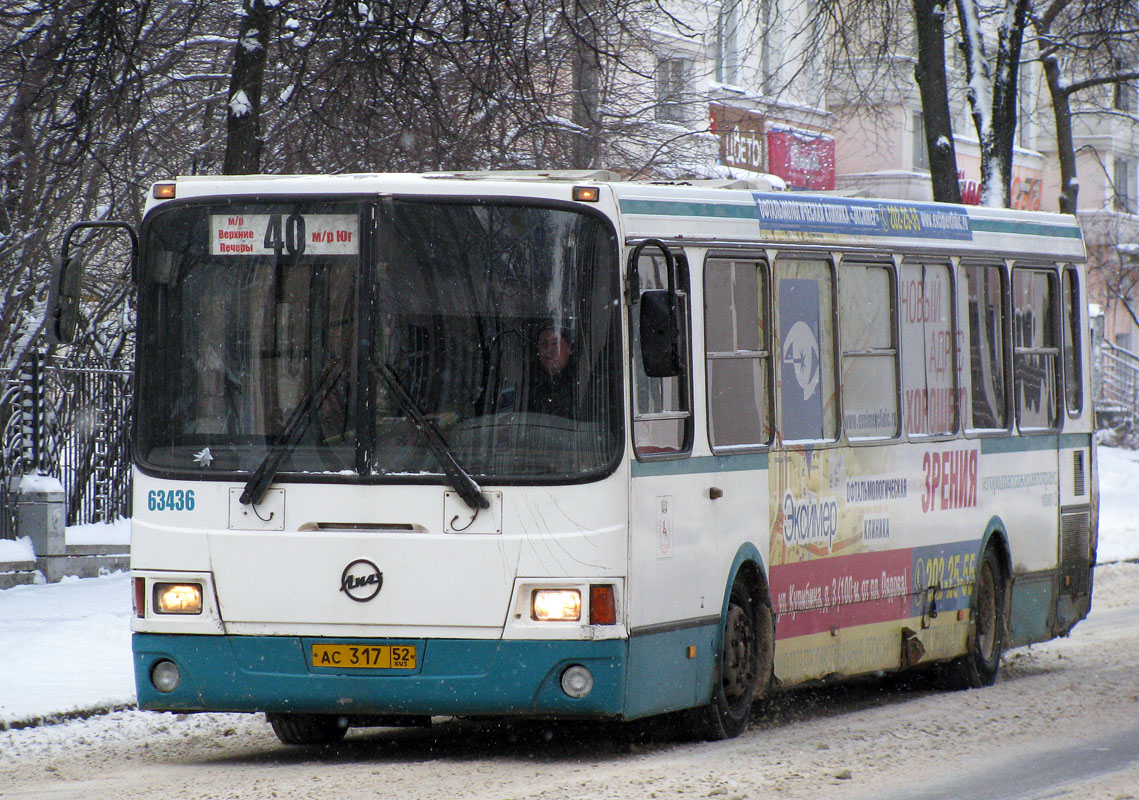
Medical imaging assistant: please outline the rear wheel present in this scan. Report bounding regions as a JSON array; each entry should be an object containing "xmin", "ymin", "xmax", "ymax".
[
  {"xmin": 266, "ymin": 712, "xmax": 348, "ymax": 745},
  {"xmin": 941, "ymin": 546, "xmax": 1007, "ymax": 690},
  {"xmin": 685, "ymin": 578, "xmax": 774, "ymax": 740}
]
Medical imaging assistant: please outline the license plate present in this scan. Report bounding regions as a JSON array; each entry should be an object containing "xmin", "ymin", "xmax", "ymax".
[{"xmin": 311, "ymin": 644, "xmax": 417, "ymax": 670}]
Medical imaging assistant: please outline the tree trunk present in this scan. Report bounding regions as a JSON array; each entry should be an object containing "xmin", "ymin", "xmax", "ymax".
[
  {"xmin": 1041, "ymin": 55, "xmax": 1078, "ymax": 214},
  {"xmin": 223, "ymin": 0, "xmax": 273, "ymax": 175},
  {"xmin": 991, "ymin": 0, "xmax": 1031, "ymax": 207},
  {"xmin": 955, "ymin": 0, "xmax": 1029, "ymax": 208},
  {"xmin": 912, "ymin": 0, "xmax": 962, "ymax": 204},
  {"xmin": 570, "ymin": 0, "xmax": 603, "ymax": 170}
]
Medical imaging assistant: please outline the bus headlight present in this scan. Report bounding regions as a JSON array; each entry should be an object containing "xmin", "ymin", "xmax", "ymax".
[
  {"xmin": 531, "ymin": 589, "xmax": 581, "ymax": 622},
  {"xmin": 154, "ymin": 583, "xmax": 203, "ymax": 615}
]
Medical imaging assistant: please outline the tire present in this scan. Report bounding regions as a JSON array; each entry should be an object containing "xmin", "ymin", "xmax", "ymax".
[
  {"xmin": 685, "ymin": 578, "xmax": 774, "ymax": 741},
  {"xmin": 941, "ymin": 546, "xmax": 1007, "ymax": 690},
  {"xmin": 266, "ymin": 712, "xmax": 348, "ymax": 745}
]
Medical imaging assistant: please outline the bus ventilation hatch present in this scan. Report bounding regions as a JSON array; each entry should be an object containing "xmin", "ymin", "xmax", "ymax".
[
  {"xmin": 1073, "ymin": 450, "xmax": 1086, "ymax": 497},
  {"xmin": 1059, "ymin": 510, "xmax": 1091, "ymax": 598}
]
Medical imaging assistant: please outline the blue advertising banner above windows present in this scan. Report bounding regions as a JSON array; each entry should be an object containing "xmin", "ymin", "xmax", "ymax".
[{"xmin": 753, "ymin": 194, "xmax": 974, "ymax": 241}]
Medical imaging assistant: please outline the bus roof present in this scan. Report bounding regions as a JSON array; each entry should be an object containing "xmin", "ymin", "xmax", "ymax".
[{"xmin": 147, "ymin": 172, "xmax": 1086, "ymax": 260}]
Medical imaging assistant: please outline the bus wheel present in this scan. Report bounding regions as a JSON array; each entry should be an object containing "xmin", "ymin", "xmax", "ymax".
[
  {"xmin": 266, "ymin": 712, "xmax": 348, "ymax": 745},
  {"xmin": 942, "ymin": 546, "xmax": 1007, "ymax": 690},
  {"xmin": 687, "ymin": 579, "xmax": 774, "ymax": 740}
]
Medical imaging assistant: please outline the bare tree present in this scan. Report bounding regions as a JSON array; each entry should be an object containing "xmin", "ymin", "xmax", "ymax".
[
  {"xmin": 1032, "ymin": 0, "xmax": 1139, "ymax": 214},
  {"xmin": 954, "ymin": 0, "xmax": 1032, "ymax": 207}
]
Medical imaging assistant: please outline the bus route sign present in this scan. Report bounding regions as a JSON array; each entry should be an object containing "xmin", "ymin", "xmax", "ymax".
[{"xmin": 210, "ymin": 213, "xmax": 359, "ymax": 256}]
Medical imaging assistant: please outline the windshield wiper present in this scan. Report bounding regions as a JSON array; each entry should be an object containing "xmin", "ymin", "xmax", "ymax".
[
  {"xmin": 375, "ymin": 362, "xmax": 489, "ymax": 512},
  {"xmin": 240, "ymin": 360, "xmax": 344, "ymax": 506}
]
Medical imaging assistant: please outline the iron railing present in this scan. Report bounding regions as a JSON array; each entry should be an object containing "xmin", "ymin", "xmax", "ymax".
[
  {"xmin": 1094, "ymin": 338, "xmax": 1139, "ymax": 427},
  {"xmin": 1, "ymin": 354, "xmax": 132, "ymax": 540}
]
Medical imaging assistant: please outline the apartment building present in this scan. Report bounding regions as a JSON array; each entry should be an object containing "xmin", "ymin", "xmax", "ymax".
[{"xmin": 643, "ymin": 0, "xmax": 1139, "ymax": 350}]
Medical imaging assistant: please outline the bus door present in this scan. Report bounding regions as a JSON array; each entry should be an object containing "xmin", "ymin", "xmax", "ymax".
[
  {"xmin": 767, "ymin": 254, "xmax": 843, "ymax": 683},
  {"xmin": 625, "ymin": 242, "xmax": 715, "ymax": 716},
  {"xmin": 1009, "ymin": 266, "xmax": 1063, "ymax": 639}
]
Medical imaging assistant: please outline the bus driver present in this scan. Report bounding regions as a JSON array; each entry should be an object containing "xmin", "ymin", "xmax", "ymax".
[{"xmin": 530, "ymin": 326, "xmax": 576, "ymax": 418}]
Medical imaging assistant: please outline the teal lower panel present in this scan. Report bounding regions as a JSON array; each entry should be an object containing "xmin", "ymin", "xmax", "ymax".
[
  {"xmin": 134, "ymin": 633, "xmax": 627, "ymax": 718},
  {"xmin": 1008, "ymin": 573, "xmax": 1054, "ymax": 647},
  {"xmin": 624, "ymin": 623, "xmax": 719, "ymax": 719}
]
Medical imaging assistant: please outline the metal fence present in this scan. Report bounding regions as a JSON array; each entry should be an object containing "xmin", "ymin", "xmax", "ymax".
[
  {"xmin": 1094, "ymin": 338, "xmax": 1139, "ymax": 428},
  {"xmin": 1, "ymin": 353, "xmax": 132, "ymax": 540}
]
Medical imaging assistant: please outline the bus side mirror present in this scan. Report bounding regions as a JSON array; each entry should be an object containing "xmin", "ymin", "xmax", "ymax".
[
  {"xmin": 46, "ymin": 255, "xmax": 82, "ymax": 345},
  {"xmin": 639, "ymin": 289, "xmax": 681, "ymax": 378},
  {"xmin": 45, "ymin": 221, "xmax": 139, "ymax": 347}
]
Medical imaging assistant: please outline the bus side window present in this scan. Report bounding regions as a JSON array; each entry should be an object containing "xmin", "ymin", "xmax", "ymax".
[
  {"xmin": 1063, "ymin": 267, "xmax": 1083, "ymax": 416},
  {"xmin": 631, "ymin": 250, "xmax": 692, "ymax": 457},
  {"xmin": 1012, "ymin": 267, "xmax": 1060, "ymax": 431},
  {"xmin": 705, "ymin": 257, "xmax": 772, "ymax": 450},
  {"xmin": 839, "ymin": 262, "xmax": 899, "ymax": 440},
  {"xmin": 961, "ymin": 263, "xmax": 1009, "ymax": 431},
  {"xmin": 775, "ymin": 256, "xmax": 838, "ymax": 442},
  {"xmin": 900, "ymin": 261, "xmax": 956, "ymax": 436}
]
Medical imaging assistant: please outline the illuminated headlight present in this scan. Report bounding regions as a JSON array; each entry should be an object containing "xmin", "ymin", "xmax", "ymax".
[
  {"xmin": 560, "ymin": 665, "xmax": 594, "ymax": 698},
  {"xmin": 531, "ymin": 589, "xmax": 581, "ymax": 622},
  {"xmin": 151, "ymin": 659, "xmax": 181, "ymax": 693},
  {"xmin": 154, "ymin": 583, "xmax": 203, "ymax": 615}
]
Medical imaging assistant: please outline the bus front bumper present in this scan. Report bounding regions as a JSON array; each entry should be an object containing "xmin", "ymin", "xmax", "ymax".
[{"xmin": 133, "ymin": 633, "xmax": 627, "ymax": 719}]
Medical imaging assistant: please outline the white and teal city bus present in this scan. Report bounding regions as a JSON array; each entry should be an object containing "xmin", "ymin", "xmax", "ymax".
[{"xmin": 49, "ymin": 171, "xmax": 1097, "ymax": 744}]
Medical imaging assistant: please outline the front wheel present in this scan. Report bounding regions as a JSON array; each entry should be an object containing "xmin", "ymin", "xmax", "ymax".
[
  {"xmin": 941, "ymin": 545, "xmax": 1007, "ymax": 690},
  {"xmin": 685, "ymin": 579, "xmax": 774, "ymax": 740},
  {"xmin": 266, "ymin": 712, "xmax": 348, "ymax": 745}
]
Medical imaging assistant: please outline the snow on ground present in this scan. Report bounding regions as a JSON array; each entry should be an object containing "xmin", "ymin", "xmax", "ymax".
[
  {"xmin": 1094, "ymin": 444, "xmax": 1139, "ymax": 564},
  {"xmin": 65, "ymin": 518, "xmax": 131, "ymax": 547},
  {"xmin": 0, "ymin": 572, "xmax": 134, "ymax": 726},
  {"xmin": 0, "ymin": 446, "xmax": 1137, "ymax": 733},
  {"xmin": 0, "ymin": 536, "xmax": 34, "ymax": 563}
]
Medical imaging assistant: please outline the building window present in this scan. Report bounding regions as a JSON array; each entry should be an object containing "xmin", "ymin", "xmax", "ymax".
[
  {"xmin": 1113, "ymin": 60, "xmax": 1136, "ymax": 112},
  {"xmin": 913, "ymin": 112, "xmax": 929, "ymax": 171},
  {"xmin": 1018, "ymin": 70, "xmax": 1034, "ymax": 148},
  {"xmin": 716, "ymin": 1, "xmax": 740, "ymax": 86},
  {"xmin": 760, "ymin": 0, "xmax": 779, "ymax": 95},
  {"xmin": 1113, "ymin": 157, "xmax": 1136, "ymax": 213},
  {"xmin": 656, "ymin": 57, "xmax": 690, "ymax": 123}
]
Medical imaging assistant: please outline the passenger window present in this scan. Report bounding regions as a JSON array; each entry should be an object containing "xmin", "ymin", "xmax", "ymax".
[
  {"xmin": 1063, "ymin": 268, "xmax": 1083, "ymax": 415},
  {"xmin": 1012, "ymin": 267, "xmax": 1059, "ymax": 431},
  {"xmin": 961, "ymin": 264, "xmax": 1008, "ymax": 431},
  {"xmin": 705, "ymin": 258, "xmax": 772, "ymax": 450},
  {"xmin": 840, "ymin": 263, "xmax": 898, "ymax": 440},
  {"xmin": 775, "ymin": 256, "xmax": 837, "ymax": 442},
  {"xmin": 900, "ymin": 262, "xmax": 957, "ymax": 435},
  {"xmin": 631, "ymin": 249, "xmax": 692, "ymax": 456}
]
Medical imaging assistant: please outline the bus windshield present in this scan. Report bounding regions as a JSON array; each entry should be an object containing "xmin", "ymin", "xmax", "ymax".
[{"xmin": 137, "ymin": 198, "xmax": 622, "ymax": 483}]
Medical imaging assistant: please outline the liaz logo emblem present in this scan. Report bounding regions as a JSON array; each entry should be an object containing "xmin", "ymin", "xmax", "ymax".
[{"xmin": 340, "ymin": 559, "xmax": 383, "ymax": 602}]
